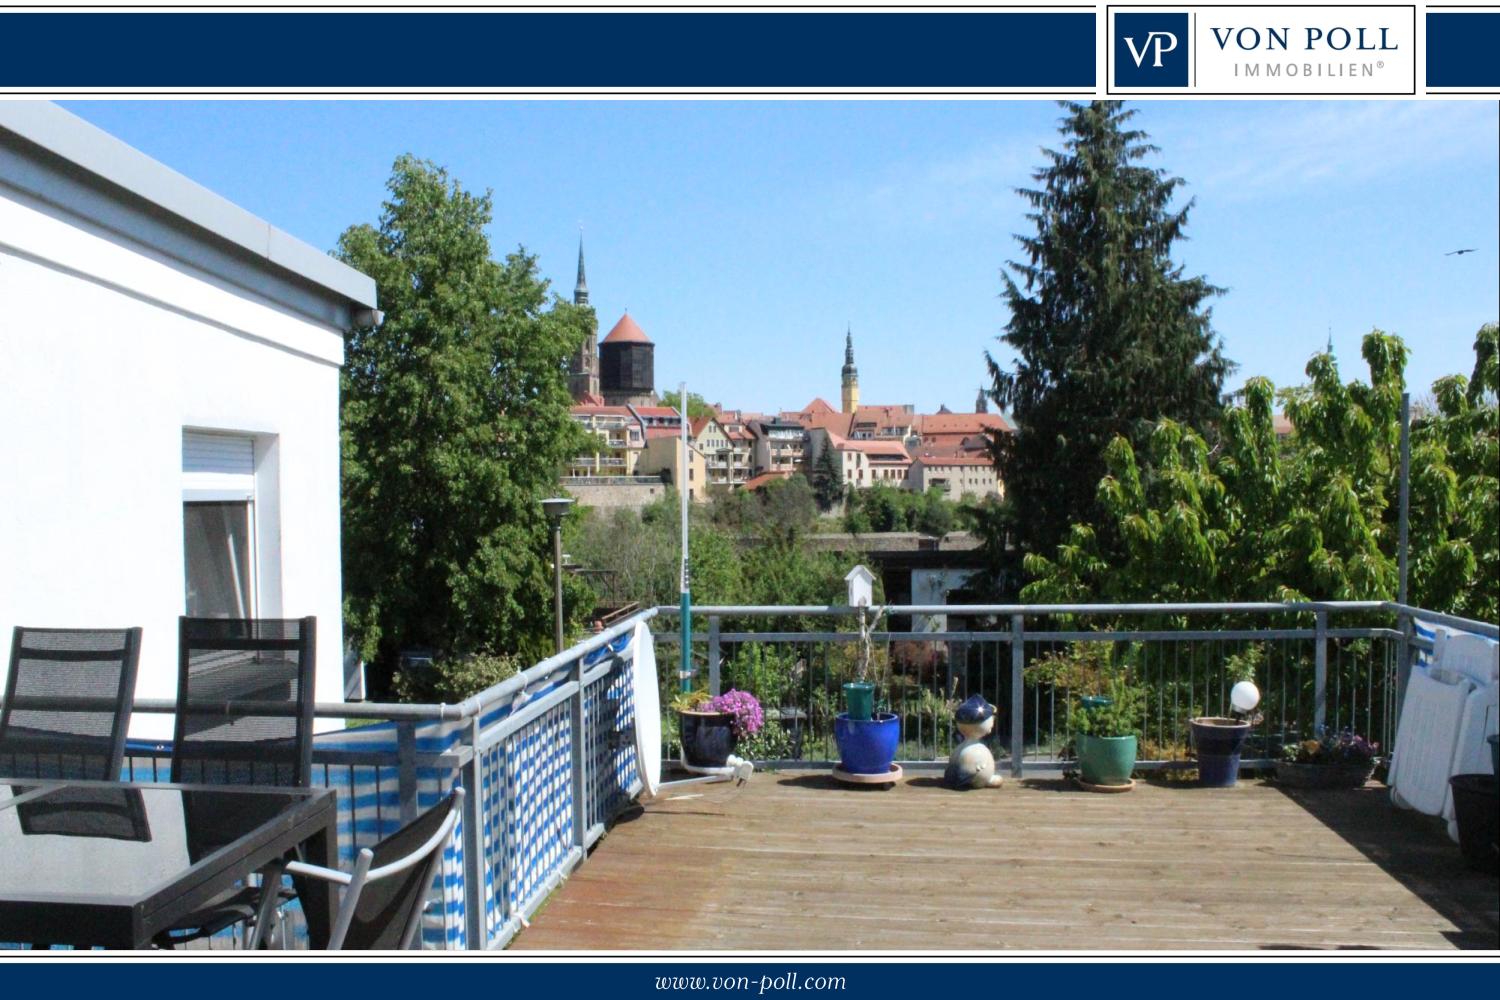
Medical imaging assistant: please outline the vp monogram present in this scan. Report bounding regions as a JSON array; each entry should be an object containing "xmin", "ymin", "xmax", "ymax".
[
  {"xmin": 1113, "ymin": 12, "xmax": 1189, "ymax": 87},
  {"xmin": 1125, "ymin": 30, "xmax": 1180, "ymax": 68}
]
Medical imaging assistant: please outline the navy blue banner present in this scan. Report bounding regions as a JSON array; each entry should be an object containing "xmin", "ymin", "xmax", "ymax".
[
  {"xmin": 1426, "ymin": 11, "xmax": 1500, "ymax": 88},
  {"xmin": 1, "ymin": 961, "xmax": 1497, "ymax": 993},
  {"xmin": 0, "ymin": 12, "xmax": 1095, "ymax": 90}
]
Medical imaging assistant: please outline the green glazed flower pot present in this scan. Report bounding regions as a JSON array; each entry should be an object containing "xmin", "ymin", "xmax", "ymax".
[
  {"xmin": 1077, "ymin": 733, "xmax": 1137, "ymax": 786},
  {"xmin": 842, "ymin": 681, "xmax": 875, "ymax": 722}
]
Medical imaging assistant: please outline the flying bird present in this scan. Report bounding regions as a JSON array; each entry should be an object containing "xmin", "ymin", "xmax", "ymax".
[{"xmin": 1445, "ymin": 248, "xmax": 1478, "ymax": 256}]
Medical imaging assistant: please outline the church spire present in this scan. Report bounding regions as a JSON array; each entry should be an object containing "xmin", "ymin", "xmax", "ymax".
[
  {"xmin": 976, "ymin": 386, "xmax": 988, "ymax": 414},
  {"xmin": 840, "ymin": 324, "xmax": 860, "ymax": 414},
  {"xmin": 573, "ymin": 231, "xmax": 589, "ymax": 307}
]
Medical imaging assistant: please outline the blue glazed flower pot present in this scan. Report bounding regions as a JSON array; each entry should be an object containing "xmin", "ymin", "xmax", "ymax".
[
  {"xmin": 1191, "ymin": 717, "xmax": 1251, "ymax": 787},
  {"xmin": 834, "ymin": 712, "xmax": 899, "ymax": 775},
  {"xmin": 679, "ymin": 710, "xmax": 737, "ymax": 768}
]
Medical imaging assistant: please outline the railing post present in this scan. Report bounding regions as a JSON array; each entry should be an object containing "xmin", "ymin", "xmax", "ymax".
[
  {"xmin": 397, "ymin": 721, "xmax": 418, "ymax": 825},
  {"xmin": 708, "ymin": 616, "xmax": 722, "ymax": 696},
  {"xmin": 459, "ymin": 716, "xmax": 484, "ymax": 951},
  {"xmin": 1009, "ymin": 614, "xmax": 1025, "ymax": 779},
  {"xmin": 1314, "ymin": 610, "xmax": 1329, "ymax": 733},
  {"xmin": 570, "ymin": 652, "xmax": 588, "ymax": 859},
  {"xmin": 1395, "ymin": 610, "xmax": 1414, "ymax": 747}
]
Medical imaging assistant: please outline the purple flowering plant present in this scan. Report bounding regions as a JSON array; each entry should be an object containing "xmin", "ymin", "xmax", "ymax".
[
  {"xmin": 703, "ymin": 688, "xmax": 764, "ymax": 738},
  {"xmin": 1283, "ymin": 727, "xmax": 1379, "ymax": 766}
]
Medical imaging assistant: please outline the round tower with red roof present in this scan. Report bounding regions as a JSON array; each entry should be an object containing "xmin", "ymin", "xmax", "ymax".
[{"xmin": 600, "ymin": 311, "xmax": 657, "ymax": 406}]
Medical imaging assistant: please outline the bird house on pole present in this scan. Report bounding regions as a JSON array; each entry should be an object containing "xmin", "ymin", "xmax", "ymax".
[{"xmin": 845, "ymin": 564, "xmax": 875, "ymax": 608}]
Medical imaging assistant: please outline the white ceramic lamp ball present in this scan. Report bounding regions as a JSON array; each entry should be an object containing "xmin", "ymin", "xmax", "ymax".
[{"xmin": 1230, "ymin": 680, "xmax": 1261, "ymax": 714}]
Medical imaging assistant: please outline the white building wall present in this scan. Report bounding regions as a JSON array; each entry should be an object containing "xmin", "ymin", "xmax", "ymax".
[{"xmin": 0, "ymin": 181, "xmax": 346, "ymax": 737}]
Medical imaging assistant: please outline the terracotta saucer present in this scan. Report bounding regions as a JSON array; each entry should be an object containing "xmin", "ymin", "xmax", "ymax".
[{"xmin": 832, "ymin": 763, "xmax": 903, "ymax": 785}]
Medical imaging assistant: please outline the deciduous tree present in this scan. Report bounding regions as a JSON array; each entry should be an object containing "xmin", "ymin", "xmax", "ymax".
[
  {"xmin": 1022, "ymin": 328, "xmax": 1498, "ymax": 621},
  {"xmin": 337, "ymin": 156, "xmax": 593, "ymax": 691}
]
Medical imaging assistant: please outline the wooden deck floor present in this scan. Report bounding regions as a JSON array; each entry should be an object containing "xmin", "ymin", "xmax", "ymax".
[{"xmin": 510, "ymin": 770, "xmax": 1499, "ymax": 952}]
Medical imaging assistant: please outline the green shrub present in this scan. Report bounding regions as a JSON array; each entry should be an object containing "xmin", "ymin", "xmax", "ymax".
[
  {"xmin": 1026, "ymin": 642, "xmax": 1145, "ymax": 740},
  {"xmin": 738, "ymin": 720, "xmax": 797, "ymax": 760},
  {"xmin": 391, "ymin": 650, "xmax": 523, "ymax": 704}
]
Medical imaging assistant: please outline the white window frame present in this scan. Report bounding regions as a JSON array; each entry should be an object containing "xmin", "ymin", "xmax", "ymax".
[{"xmin": 182, "ymin": 430, "xmax": 261, "ymax": 619}]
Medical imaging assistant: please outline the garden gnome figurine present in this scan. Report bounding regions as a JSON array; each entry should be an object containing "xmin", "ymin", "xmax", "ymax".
[{"xmin": 944, "ymin": 694, "xmax": 1004, "ymax": 790}]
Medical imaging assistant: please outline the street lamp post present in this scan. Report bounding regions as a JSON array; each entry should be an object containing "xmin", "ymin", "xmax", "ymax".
[{"xmin": 541, "ymin": 497, "xmax": 575, "ymax": 654}]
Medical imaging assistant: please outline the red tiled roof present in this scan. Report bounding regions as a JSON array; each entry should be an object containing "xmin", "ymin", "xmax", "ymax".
[
  {"xmin": 643, "ymin": 427, "xmax": 680, "ymax": 440},
  {"xmin": 828, "ymin": 436, "xmax": 911, "ymax": 461},
  {"xmin": 918, "ymin": 412, "xmax": 1011, "ymax": 435},
  {"xmin": 795, "ymin": 408, "xmax": 855, "ymax": 438},
  {"xmin": 851, "ymin": 405, "xmax": 917, "ymax": 432},
  {"xmin": 690, "ymin": 415, "xmax": 724, "ymax": 437},
  {"xmin": 632, "ymin": 406, "xmax": 681, "ymax": 418},
  {"xmin": 602, "ymin": 313, "xmax": 652, "ymax": 345},
  {"xmin": 743, "ymin": 471, "xmax": 794, "ymax": 491},
  {"xmin": 912, "ymin": 450, "xmax": 994, "ymax": 467}
]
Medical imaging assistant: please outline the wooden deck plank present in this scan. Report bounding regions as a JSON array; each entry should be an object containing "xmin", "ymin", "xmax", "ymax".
[{"xmin": 509, "ymin": 772, "xmax": 1500, "ymax": 952}]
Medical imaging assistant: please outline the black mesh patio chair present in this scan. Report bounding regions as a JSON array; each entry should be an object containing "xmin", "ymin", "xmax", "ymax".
[
  {"xmin": 169, "ymin": 617, "xmax": 316, "ymax": 788},
  {"xmin": 0, "ymin": 627, "xmax": 142, "ymax": 781},
  {"xmin": 155, "ymin": 616, "xmax": 318, "ymax": 949},
  {"xmin": 273, "ymin": 787, "xmax": 462, "ymax": 951}
]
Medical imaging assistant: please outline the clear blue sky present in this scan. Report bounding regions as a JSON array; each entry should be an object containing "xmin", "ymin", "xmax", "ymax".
[{"xmin": 63, "ymin": 100, "xmax": 1498, "ymax": 415}]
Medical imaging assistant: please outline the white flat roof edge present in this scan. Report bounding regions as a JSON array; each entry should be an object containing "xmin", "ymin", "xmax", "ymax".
[{"xmin": 0, "ymin": 101, "xmax": 377, "ymax": 309}]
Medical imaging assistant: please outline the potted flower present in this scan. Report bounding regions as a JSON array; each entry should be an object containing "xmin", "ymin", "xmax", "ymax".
[
  {"xmin": 1024, "ymin": 643, "xmax": 1142, "ymax": 790},
  {"xmin": 833, "ymin": 606, "xmax": 900, "ymax": 781},
  {"xmin": 1274, "ymin": 728, "xmax": 1380, "ymax": 789},
  {"xmin": 672, "ymin": 689, "xmax": 740, "ymax": 770},
  {"xmin": 704, "ymin": 688, "xmax": 764, "ymax": 745},
  {"xmin": 674, "ymin": 689, "xmax": 767, "ymax": 770},
  {"xmin": 1071, "ymin": 675, "xmax": 1145, "ymax": 791}
]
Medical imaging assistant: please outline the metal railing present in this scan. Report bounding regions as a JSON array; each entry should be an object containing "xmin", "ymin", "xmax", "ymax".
[
  {"xmin": 8, "ymin": 600, "xmax": 1492, "ymax": 950},
  {"xmin": 105, "ymin": 609, "xmax": 657, "ymax": 950},
  {"xmin": 653, "ymin": 601, "xmax": 1497, "ymax": 775},
  {"xmin": 561, "ymin": 475, "xmax": 664, "ymax": 487}
]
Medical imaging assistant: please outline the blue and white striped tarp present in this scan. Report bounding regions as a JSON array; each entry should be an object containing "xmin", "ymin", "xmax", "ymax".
[{"xmin": 111, "ymin": 625, "xmax": 646, "ymax": 950}]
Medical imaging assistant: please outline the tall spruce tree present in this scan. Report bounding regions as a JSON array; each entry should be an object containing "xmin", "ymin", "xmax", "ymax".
[
  {"xmin": 986, "ymin": 101, "xmax": 1230, "ymax": 564},
  {"xmin": 337, "ymin": 156, "xmax": 592, "ymax": 693},
  {"xmin": 811, "ymin": 442, "xmax": 845, "ymax": 512}
]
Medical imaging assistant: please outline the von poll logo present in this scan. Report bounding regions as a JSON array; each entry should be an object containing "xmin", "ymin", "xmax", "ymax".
[{"xmin": 1115, "ymin": 13, "xmax": 1190, "ymax": 86}]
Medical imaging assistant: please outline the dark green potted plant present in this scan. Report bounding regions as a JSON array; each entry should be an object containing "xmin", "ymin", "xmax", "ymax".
[
  {"xmin": 1027, "ymin": 643, "xmax": 1144, "ymax": 790},
  {"xmin": 1072, "ymin": 675, "xmax": 1145, "ymax": 790}
]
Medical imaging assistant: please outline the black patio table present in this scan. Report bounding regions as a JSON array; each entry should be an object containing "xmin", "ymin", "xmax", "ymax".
[{"xmin": 0, "ymin": 780, "xmax": 337, "ymax": 950}]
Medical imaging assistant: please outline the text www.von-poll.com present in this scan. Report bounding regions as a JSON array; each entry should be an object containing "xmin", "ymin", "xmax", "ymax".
[{"xmin": 654, "ymin": 974, "xmax": 847, "ymax": 994}]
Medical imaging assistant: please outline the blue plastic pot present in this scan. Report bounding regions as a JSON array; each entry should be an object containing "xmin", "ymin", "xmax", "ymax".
[
  {"xmin": 834, "ymin": 712, "xmax": 899, "ymax": 775},
  {"xmin": 1191, "ymin": 717, "xmax": 1251, "ymax": 787}
]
